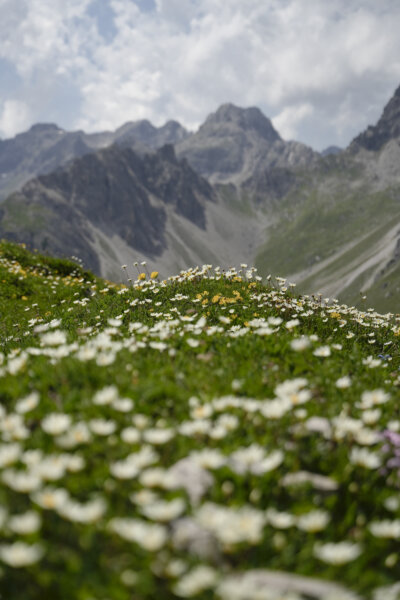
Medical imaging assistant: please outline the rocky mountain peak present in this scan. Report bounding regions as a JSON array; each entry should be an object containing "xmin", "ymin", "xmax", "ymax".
[
  {"xmin": 161, "ymin": 120, "xmax": 189, "ymax": 142},
  {"xmin": 28, "ymin": 123, "xmax": 64, "ymax": 134},
  {"xmin": 114, "ymin": 119, "xmax": 189, "ymax": 149},
  {"xmin": 350, "ymin": 83, "xmax": 400, "ymax": 151},
  {"xmin": 176, "ymin": 103, "xmax": 315, "ymax": 184},
  {"xmin": 321, "ymin": 145, "xmax": 342, "ymax": 157},
  {"xmin": 201, "ymin": 103, "xmax": 281, "ymax": 142}
]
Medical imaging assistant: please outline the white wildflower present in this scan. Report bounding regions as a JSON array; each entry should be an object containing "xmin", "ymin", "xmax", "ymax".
[
  {"xmin": 56, "ymin": 422, "xmax": 91, "ymax": 448},
  {"xmin": 93, "ymin": 386, "xmax": 119, "ymax": 405},
  {"xmin": 359, "ymin": 389, "xmax": 390, "ymax": 409},
  {"xmin": 305, "ymin": 417, "xmax": 332, "ymax": 437},
  {"xmin": 314, "ymin": 541, "xmax": 362, "ymax": 564},
  {"xmin": 189, "ymin": 449, "xmax": 226, "ymax": 469},
  {"xmin": 195, "ymin": 502, "xmax": 266, "ymax": 546},
  {"xmin": 15, "ymin": 392, "xmax": 40, "ymax": 413},
  {"xmin": 173, "ymin": 565, "xmax": 218, "ymax": 597},
  {"xmin": 384, "ymin": 497, "xmax": 400, "ymax": 512},
  {"xmin": 296, "ymin": 510, "xmax": 330, "ymax": 532},
  {"xmin": 142, "ymin": 428, "xmax": 174, "ymax": 445},
  {"xmin": 285, "ymin": 319, "xmax": 300, "ymax": 329},
  {"xmin": 336, "ymin": 376, "xmax": 352, "ymax": 389},
  {"xmin": 110, "ymin": 459, "xmax": 139, "ymax": 480},
  {"xmin": 350, "ymin": 447, "xmax": 381, "ymax": 469},
  {"xmin": 190, "ymin": 404, "xmax": 213, "ymax": 419},
  {"xmin": 7, "ymin": 353, "xmax": 27, "ymax": 375},
  {"xmin": 89, "ymin": 419, "xmax": 117, "ymax": 436},
  {"xmin": 32, "ymin": 487, "xmax": 70, "ymax": 510},
  {"xmin": 0, "ymin": 443, "xmax": 22, "ymax": 467},
  {"xmin": 109, "ymin": 518, "xmax": 167, "ymax": 551},
  {"xmin": 8, "ymin": 511, "xmax": 41, "ymax": 535},
  {"xmin": 361, "ymin": 409, "xmax": 381, "ymax": 425},
  {"xmin": 2, "ymin": 469, "xmax": 41, "ymax": 492},
  {"xmin": 112, "ymin": 397, "xmax": 134, "ymax": 412},
  {"xmin": 290, "ymin": 337, "xmax": 310, "ymax": 351},
  {"xmin": 362, "ymin": 356, "xmax": 382, "ymax": 368},
  {"xmin": 0, "ymin": 542, "xmax": 44, "ymax": 567},
  {"xmin": 130, "ymin": 489, "xmax": 159, "ymax": 506},
  {"xmin": 132, "ymin": 414, "xmax": 150, "ymax": 429},
  {"xmin": 41, "ymin": 330, "xmax": 67, "ymax": 346},
  {"xmin": 57, "ymin": 497, "xmax": 106, "ymax": 523},
  {"xmin": 313, "ymin": 346, "xmax": 331, "ymax": 357},
  {"xmin": 354, "ymin": 428, "xmax": 381, "ymax": 446},
  {"xmin": 139, "ymin": 467, "xmax": 177, "ymax": 489},
  {"xmin": 121, "ymin": 427, "xmax": 141, "ymax": 444},
  {"xmin": 369, "ymin": 520, "xmax": 400, "ymax": 539},
  {"xmin": 42, "ymin": 413, "xmax": 71, "ymax": 436},
  {"xmin": 140, "ymin": 498, "xmax": 186, "ymax": 522},
  {"xmin": 266, "ymin": 508, "xmax": 296, "ymax": 529}
]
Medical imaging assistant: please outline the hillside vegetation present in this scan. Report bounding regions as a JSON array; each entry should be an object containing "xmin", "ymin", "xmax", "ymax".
[{"xmin": 1, "ymin": 241, "xmax": 400, "ymax": 600}]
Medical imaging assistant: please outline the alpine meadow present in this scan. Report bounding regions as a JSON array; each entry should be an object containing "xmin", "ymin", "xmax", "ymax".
[{"xmin": 0, "ymin": 240, "xmax": 400, "ymax": 600}]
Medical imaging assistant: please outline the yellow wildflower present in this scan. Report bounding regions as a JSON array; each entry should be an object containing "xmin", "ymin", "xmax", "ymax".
[
  {"xmin": 150, "ymin": 271, "xmax": 159, "ymax": 279},
  {"xmin": 138, "ymin": 273, "xmax": 146, "ymax": 281}
]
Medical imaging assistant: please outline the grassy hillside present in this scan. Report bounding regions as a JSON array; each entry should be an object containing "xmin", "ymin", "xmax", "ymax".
[
  {"xmin": 1, "ymin": 241, "xmax": 400, "ymax": 600},
  {"xmin": 255, "ymin": 170, "xmax": 400, "ymax": 314}
]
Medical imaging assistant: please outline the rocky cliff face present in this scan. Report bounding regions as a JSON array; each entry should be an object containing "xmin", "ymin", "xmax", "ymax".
[{"xmin": 350, "ymin": 84, "xmax": 400, "ymax": 151}]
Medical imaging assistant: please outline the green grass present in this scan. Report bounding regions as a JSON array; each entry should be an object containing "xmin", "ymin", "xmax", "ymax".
[
  {"xmin": 296, "ymin": 216, "xmax": 400, "ymax": 300},
  {"xmin": 1, "ymin": 199, "xmax": 51, "ymax": 232},
  {"xmin": 217, "ymin": 185, "xmax": 258, "ymax": 217},
  {"xmin": 255, "ymin": 185, "xmax": 400, "ymax": 279},
  {"xmin": 0, "ymin": 241, "xmax": 400, "ymax": 600},
  {"xmin": 345, "ymin": 259, "xmax": 400, "ymax": 315}
]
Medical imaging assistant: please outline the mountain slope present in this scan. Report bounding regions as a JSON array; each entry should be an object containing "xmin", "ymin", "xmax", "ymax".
[
  {"xmin": 254, "ymin": 91, "xmax": 400, "ymax": 311},
  {"xmin": 0, "ymin": 119, "xmax": 190, "ymax": 202},
  {"xmin": 0, "ymin": 144, "xmax": 217, "ymax": 280}
]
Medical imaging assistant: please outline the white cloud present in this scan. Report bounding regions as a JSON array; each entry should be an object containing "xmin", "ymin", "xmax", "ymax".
[
  {"xmin": 272, "ymin": 104, "xmax": 314, "ymax": 141},
  {"xmin": 0, "ymin": 100, "xmax": 31, "ymax": 137},
  {"xmin": 0, "ymin": 0, "xmax": 98, "ymax": 78},
  {"xmin": 1, "ymin": 0, "xmax": 400, "ymax": 148}
]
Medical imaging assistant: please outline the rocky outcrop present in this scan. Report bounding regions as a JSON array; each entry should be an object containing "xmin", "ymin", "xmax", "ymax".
[{"xmin": 350, "ymin": 84, "xmax": 400, "ymax": 151}]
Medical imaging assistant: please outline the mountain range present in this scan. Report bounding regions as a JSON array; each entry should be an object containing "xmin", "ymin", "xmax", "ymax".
[{"xmin": 1, "ymin": 84, "xmax": 400, "ymax": 312}]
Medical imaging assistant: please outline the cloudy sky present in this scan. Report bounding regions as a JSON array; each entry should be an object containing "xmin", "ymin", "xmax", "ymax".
[{"xmin": 0, "ymin": 0, "xmax": 400, "ymax": 150}]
